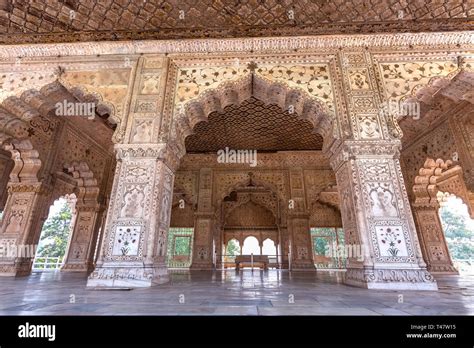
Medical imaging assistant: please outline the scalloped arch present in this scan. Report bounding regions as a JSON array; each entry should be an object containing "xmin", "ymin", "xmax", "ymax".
[
  {"xmin": 0, "ymin": 80, "xmax": 119, "ymax": 182},
  {"xmin": 61, "ymin": 160, "xmax": 100, "ymax": 205},
  {"xmin": 170, "ymin": 73, "xmax": 335, "ymax": 158},
  {"xmin": 223, "ymin": 192, "xmax": 278, "ymax": 223},
  {"xmin": 413, "ymin": 158, "xmax": 473, "ymax": 217}
]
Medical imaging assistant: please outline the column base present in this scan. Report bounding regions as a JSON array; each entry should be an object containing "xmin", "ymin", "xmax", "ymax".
[
  {"xmin": 428, "ymin": 264, "xmax": 459, "ymax": 275},
  {"xmin": 190, "ymin": 262, "xmax": 214, "ymax": 270},
  {"xmin": 291, "ymin": 260, "xmax": 316, "ymax": 271},
  {"xmin": 86, "ymin": 264, "xmax": 169, "ymax": 289},
  {"xmin": 345, "ymin": 267, "xmax": 438, "ymax": 291},
  {"xmin": 0, "ymin": 259, "xmax": 32, "ymax": 276},
  {"xmin": 61, "ymin": 262, "xmax": 93, "ymax": 273},
  {"xmin": 280, "ymin": 261, "xmax": 289, "ymax": 269}
]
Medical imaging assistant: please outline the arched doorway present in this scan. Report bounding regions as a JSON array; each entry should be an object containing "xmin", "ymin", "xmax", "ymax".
[
  {"xmin": 438, "ymin": 192, "xmax": 474, "ymax": 274},
  {"xmin": 412, "ymin": 158, "xmax": 474, "ymax": 274},
  {"xmin": 0, "ymin": 81, "xmax": 115, "ymax": 277},
  {"xmin": 220, "ymin": 194, "xmax": 280, "ymax": 269},
  {"xmin": 33, "ymin": 195, "xmax": 75, "ymax": 271},
  {"xmin": 242, "ymin": 236, "xmax": 261, "ymax": 255}
]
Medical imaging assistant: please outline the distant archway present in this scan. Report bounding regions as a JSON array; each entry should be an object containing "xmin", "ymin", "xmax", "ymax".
[
  {"xmin": 33, "ymin": 195, "xmax": 76, "ymax": 272},
  {"xmin": 242, "ymin": 236, "xmax": 261, "ymax": 255},
  {"xmin": 170, "ymin": 74, "xmax": 335, "ymax": 159},
  {"xmin": 437, "ymin": 193, "xmax": 474, "ymax": 274},
  {"xmin": 412, "ymin": 158, "xmax": 473, "ymax": 273},
  {"xmin": 262, "ymin": 238, "xmax": 277, "ymax": 256}
]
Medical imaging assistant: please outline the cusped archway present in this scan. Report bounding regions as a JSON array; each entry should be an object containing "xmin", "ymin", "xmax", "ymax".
[
  {"xmin": 170, "ymin": 74, "xmax": 336, "ymax": 158},
  {"xmin": 412, "ymin": 158, "xmax": 473, "ymax": 274},
  {"xmin": 0, "ymin": 80, "xmax": 117, "ymax": 184}
]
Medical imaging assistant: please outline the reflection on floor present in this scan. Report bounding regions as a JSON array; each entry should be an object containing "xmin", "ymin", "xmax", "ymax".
[{"xmin": 0, "ymin": 270, "xmax": 473, "ymax": 315}]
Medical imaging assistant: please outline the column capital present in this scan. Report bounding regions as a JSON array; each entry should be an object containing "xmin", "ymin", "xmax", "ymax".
[
  {"xmin": 7, "ymin": 181, "xmax": 51, "ymax": 195},
  {"xmin": 412, "ymin": 200, "xmax": 441, "ymax": 210},
  {"xmin": 287, "ymin": 212, "xmax": 310, "ymax": 219},
  {"xmin": 74, "ymin": 202, "xmax": 102, "ymax": 212},
  {"xmin": 114, "ymin": 143, "xmax": 181, "ymax": 172},
  {"xmin": 194, "ymin": 211, "xmax": 217, "ymax": 219},
  {"xmin": 329, "ymin": 139, "xmax": 402, "ymax": 171}
]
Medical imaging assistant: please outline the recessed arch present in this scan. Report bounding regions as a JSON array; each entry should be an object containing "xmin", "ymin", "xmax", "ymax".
[
  {"xmin": 396, "ymin": 70, "xmax": 474, "ymax": 142},
  {"xmin": 413, "ymin": 158, "xmax": 473, "ymax": 217},
  {"xmin": 412, "ymin": 157, "xmax": 473, "ymax": 273},
  {"xmin": 0, "ymin": 80, "xmax": 117, "ymax": 145},
  {"xmin": 170, "ymin": 74, "xmax": 336, "ymax": 158},
  {"xmin": 56, "ymin": 161, "xmax": 100, "ymax": 205},
  {"xmin": 0, "ymin": 80, "xmax": 118, "ymax": 184},
  {"xmin": 242, "ymin": 236, "xmax": 261, "ymax": 255}
]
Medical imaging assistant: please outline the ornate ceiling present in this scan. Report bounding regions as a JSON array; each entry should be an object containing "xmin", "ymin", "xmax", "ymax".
[
  {"xmin": 399, "ymin": 70, "xmax": 474, "ymax": 146},
  {"xmin": 185, "ymin": 97, "xmax": 323, "ymax": 153},
  {"xmin": 0, "ymin": 0, "xmax": 472, "ymax": 44}
]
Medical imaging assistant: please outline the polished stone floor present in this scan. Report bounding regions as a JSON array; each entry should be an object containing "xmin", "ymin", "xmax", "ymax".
[{"xmin": 0, "ymin": 269, "xmax": 473, "ymax": 315}]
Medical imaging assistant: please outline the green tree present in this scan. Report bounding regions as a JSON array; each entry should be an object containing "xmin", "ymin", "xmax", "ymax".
[
  {"xmin": 439, "ymin": 208, "xmax": 472, "ymax": 239},
  {"xmin": 226, "ymin": 239, "xmax": 240, "ymax": 256},
  {"xmin": 173, "ymin": 236, "xmax": 191, "ymax": 255},
  {"xmin": 439, "ymin": 205, "xmax": 474, "ymax": 260},
  {"xmin": 36, "ymin": 200, "xmax": 72, "ymax": 257}
]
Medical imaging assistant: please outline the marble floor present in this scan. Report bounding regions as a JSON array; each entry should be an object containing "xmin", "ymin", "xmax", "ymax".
[{"xmin": 0, "ymin": 269, "xmax": 473, "ymax": 315}]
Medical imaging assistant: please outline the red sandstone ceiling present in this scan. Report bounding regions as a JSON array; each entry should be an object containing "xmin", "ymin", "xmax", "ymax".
[
  {"xmin": 185, "ymin": 97, "xmax": 324, "ymax": 153},
  {"xmin": 0, "ymin": 0, "xmax": 472, "ymax": 44}
]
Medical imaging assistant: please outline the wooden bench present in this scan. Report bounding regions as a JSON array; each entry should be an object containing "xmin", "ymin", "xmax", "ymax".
[{"xmin": 235, "ymin": 255, "xmax": 269, "ymax": 270}]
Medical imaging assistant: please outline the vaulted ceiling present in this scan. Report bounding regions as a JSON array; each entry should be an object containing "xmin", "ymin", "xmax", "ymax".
[
  {"xmin": 0, "ymin": 0, "xmax": 472, "ymax": 44},
  {"xmin": 185, "ymin": 97, "xmax": 324, "ymax": 153},
  {"xmin": 398, "ymin": 70, "xmax": 474, "ymax": 146}
]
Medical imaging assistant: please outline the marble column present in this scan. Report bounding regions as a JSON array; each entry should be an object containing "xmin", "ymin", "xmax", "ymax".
[
  {"xmin": 0, "ymin": 182, "xmax": 51, "ymax": 276},
  {"xmin": 288, "ymin": 214, "xmax": 315, "ymax": 270},
  {"xmin": 330, "ymin": 140, "xmax": 437, "ymax": 290},
  {"xmin": 412, "ymin": 204, "xmax": 458, "ymax": 274},
  {"xmin": 288, "ymin": 169, "xmax": 315, "ymax": 270},
  {"xmin": 0, "ymin": 150, "xmax": 13, "ymax": 211},
  {"xmin": 61, "ymin": 202, "xmax": 104, "ymax": 273},
  {"xmin": 191, "ymin": 168, "xmax": 215, "ymax": 270},
  {"xmin": 279, "ymin": 227, "xmax": 290, "ymax": 269},
  {"xmin": 87, "ymin": 144, "xmax": 178, "ymax": 288}
]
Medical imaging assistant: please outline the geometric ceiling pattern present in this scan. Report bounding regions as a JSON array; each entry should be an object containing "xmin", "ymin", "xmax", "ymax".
[
  {"xmin": 0, "ymin": 0, "xmax": 472, "ymax": 44},
  {"xmin": 185, "ymin": 97, "xmax": 324, "ymax": 153}
]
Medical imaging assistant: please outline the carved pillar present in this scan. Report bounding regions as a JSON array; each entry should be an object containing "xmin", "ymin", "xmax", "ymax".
[
  {"xmin": 469, "ymin": 193, "xmax": 474, "ymax": 219},
  {"xmin": 449, "ymin": 109, "xmax": 474, "ymax": 195},
  {"xmin": 191, "ymin": 168, "xmax": 215, "ymax": 270},
  {"xmin": 328, "ymin": 50, "xmax": 437, "ymax": 289},
  {"xmin": 410, "ymin": 159, "xmax": 464, "ymax": 274},
  {"xmin": 330, "ymin": 140, "xmax": 437, "ymax": 290},
  {"xmin": 87, "ymin": 144, "xmax": 178, "ymax": 288},
  {"xmin": 214, "ymin": 222, "xmax": 224, "ymax": 269},
  {"xmin": 288, "ymin": 169, "xmax": 315, "ymax": 270},
  {"xmin": 412, "ymin": 204, "xmax": 458, "ymax": 274},
  {"xmin": 0, "ymin": 182, "xmax": 51, "ymax": 276},
  {"xmin": 279, "ymin": 227, "xmax": 290, "ymax": 269},
  {"xmin": 0, "ymin": 150, "xmax": 13, "ymax": 212},
  {"xmin": 61, "ymin": 202, "xmax": 104, "ymax": 272}
]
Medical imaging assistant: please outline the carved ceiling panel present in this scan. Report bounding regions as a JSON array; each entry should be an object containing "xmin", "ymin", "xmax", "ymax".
[
  {"xmin": 225, "ymin": 201, "xmax": 276, "ymax": 228},
  {"xmin": 398, "ymin": 70, "xmax": 474, "ymax": 146},
  {"xmin": 0, "ymin": 0, "xmax": 471, "ymax": 44},
  {"xmin": 377, "ymin": 59, "xmax": 461, "ymax": 102},
  {"xmin": 185, "ymin": 97, "xmax": 323, "ymax": 153}
]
